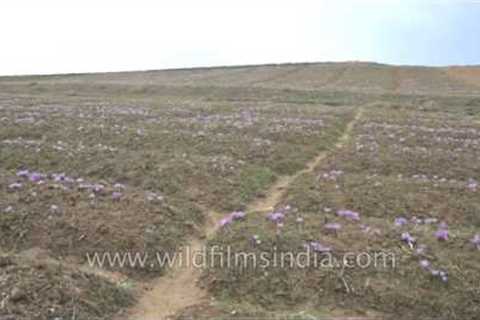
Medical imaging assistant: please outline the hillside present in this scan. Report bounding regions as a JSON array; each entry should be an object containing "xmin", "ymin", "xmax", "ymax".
[{"xmin": 1, "ymin": 62, "xmax": 480, "ymax": 320}]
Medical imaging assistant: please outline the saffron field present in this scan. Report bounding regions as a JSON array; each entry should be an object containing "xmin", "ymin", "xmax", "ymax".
[{"xmin": 1, "ymin": 62, "xmax": 480, "ymax": 319}]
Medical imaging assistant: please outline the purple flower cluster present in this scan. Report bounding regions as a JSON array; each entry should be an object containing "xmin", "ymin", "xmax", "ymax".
[
  {"xmin": 266, "ymin": 212, "xmax": 285, "ymax": 223},
  {"xmin": 401, "ymin": 232, "xmax": 416, "ymax": 248},
  {"xmin": 16, "ymin": 169, "xmax": 76, "ymax": 186},
  {"xmin": 434, "ymin": 229, "xmax": 449, "ymax": 241},
  {"xmin": 337, "ymin": 209, "xmax": 360, "ymax": 221},
  {"xmin": 419, "ymin": 259, "xmax": 448, "ymax": 282},
  {"xmin": 471, "ymin": 234, "xmax": 480, "ymax": 250},
  {"xmin": 112, "ymin": 192, "xmax": 123, "ymax": 201},
  {"xmin": 394, "ymin": 217, "xmax": 408, "ymax": 227},
  {"xmin": 8, "ymin": 182, "xmax": 23, "ymax": 191},
  {"xmin": 52, "ymin": 173, "xmax": 74, "ymax": 183},
  {"xmin": 218, "ymin": 211, "xmax": 247, "ymax": 228},
  {"xmin": 11, "ymin": 168, "xmax": 133, "ymax": 202},
  {"xmin": 320, "ymin": 170, "xmax": 344, "ymax": 181},
  {"xmin": 467, "ymin": 179, "xmax": 478, "ymax": 192},
  {"xmin": 266, "ymin": 205, "xmax": 292, "ymax": 224},
  {"xmin": 434, "ymin": 223, "xmax": 449, "ymax": 241}
]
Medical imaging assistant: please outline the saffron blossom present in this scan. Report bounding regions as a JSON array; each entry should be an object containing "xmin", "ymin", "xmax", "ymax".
[
  {"xmin": 112, "ymin": 192, "xmax": 123, "ymax": 200},
  {"xmin": 401, "ymin": 232, "xmax": 416, "ymax": 248},
  {"xmin": 419, "ymin": 260, "xmax": 448, "ymax": 283},
  {"xmin": 28, "ymin": 172, "xmax": 44, "ymax": 182},
  {"xmin": 230, "ymin": 211, "xmax": 246, "ymax": 220},
  {"xmin": 470, "ymin": 234, "xmax": 480, "ymax": 249},
  {"xmin": 8, "ymin": 182, "xmax": 23, "ymax": 190},
  {"xmin": 114, "ymin": 183, "xmax": 126, "ymax": 190},
  {"xmin": 93, "ymin": 184, "xmax": 105, "ymax": 193},
  {"xmin": 218, "ymin": 211, "xmax": 246, "ymax": 228},
  {"xmin": 337, "ymin": 209, "xmax": 360, "ymax": 221},
  {"xmin": 52, "ymin": 173, "xmax": 66, "ymax": 182},
  {"xmin": 467, "ymin": 179, "xmax": 478, "ymax": 191},
  {"xmin": 266, "ymin": 212, "xmax": 285, "ymax": 223},
  {"xmin": 306, "ymin": 241, "xmax": 332, "ymax": 253},
  {"xmin": 394, "ymin": 217, "xmax": 408, "ymax": 227},
  {"xmin": 430, "ymin": 270, "xmax": 448, "ymax": 283},
  {"xmin": 434, "ymin": 229, "xmax": 449, "ymax": 241},
  {"xmin": 218, "ymin": 216, "xmax": 233, "ymax": 227},
  {"xmin": 419, "ymin": 259, "xmax": 430, "ymax": 269},
  {"xmin": 16, "ymin": 169, "xmax": 29, "ymax": 177}
]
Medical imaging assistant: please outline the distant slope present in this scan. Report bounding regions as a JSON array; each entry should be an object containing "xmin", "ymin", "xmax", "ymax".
[{"xmin": 1, "ymin": 62, "xmax": 480, "ymax": 96}]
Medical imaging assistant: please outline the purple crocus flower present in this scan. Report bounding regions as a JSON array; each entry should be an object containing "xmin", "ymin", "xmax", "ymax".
[
  {"xmin": 337, "ymin": 209, "xmax": 360, "ymax": 221},
  {"xmin": 16, "ymin": 169, "xmax": 29, "ymax": 177},
  {"xmin": 394, "ymin": 217, "xmax": 408, "ymax": 227},
  {"xmin": 266, "ymin": 212, "xmax": 285, "ymax": 223},
  {"xmin": 8, "ymin": 182, "xmax": 23, "ymax": 190},
  {"xmin": 112, "ymin": 192, "xmax": 123, "ymax": 200},
  {"xmin": 428, "ymin": 269, "xmax": 448, "ymax": 282},
  {"xmin": 93, "ymin": 184, "xmax": 105, "ymax": 193},
  {"xmin": 52, "ymin": 173, "xmax": 66, "ymax": 182},
  {"xmin": 420, "ymin": 260, "xmax": 448, "ymax": 283},
  {"xmin": 218, "ymin": 216, "xmax": 233, "ymax": 227},
  {"xmin": 467, "ymin": 179, "xmax": 478, "ymax": 191},
  {"xmin": 434, "ymin": 229, "xmax": 449, "ymax": 241},
  {"xmin": 28, "ymin": 172, "xmax": 43, "ymax": 182},
  {"xmin": 230, "ymin": 211, "xmax": 246, "ymax": 220},
  {"xmin": 419, "ymin": 259, "xmax": 430, "ymax": 269},
  {"xmin": 470, "ymin": 234, "xmax": 480, "ymax": 249},
  {"xmin": 114, "ymin": 183, "xmax": 126, "ymax": 190},
  {"xmin": 401, "ymin": 232, "xmax": 416, "ymax": 248}
]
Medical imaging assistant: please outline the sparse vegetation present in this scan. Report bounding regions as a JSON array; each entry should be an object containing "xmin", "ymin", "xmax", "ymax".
[{"xmin": 1, "ymin": 62, "xmax": 480, "ymax": 319}]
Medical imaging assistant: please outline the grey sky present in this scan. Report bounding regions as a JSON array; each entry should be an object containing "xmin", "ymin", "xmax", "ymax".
[{"xmin": 0, "ymin": 0, "xmax": 479, "ymax": 75}]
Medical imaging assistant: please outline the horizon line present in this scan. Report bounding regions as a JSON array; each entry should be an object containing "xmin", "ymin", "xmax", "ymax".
[{"xmin": 1, "ymin": 60, "xmax": 479, "ymax": 79}]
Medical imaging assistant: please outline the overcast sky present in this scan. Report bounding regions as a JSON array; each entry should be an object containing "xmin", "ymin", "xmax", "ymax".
[{"xmin": 0, "ymin": 0, "xmax": 479, "ymax": 75}]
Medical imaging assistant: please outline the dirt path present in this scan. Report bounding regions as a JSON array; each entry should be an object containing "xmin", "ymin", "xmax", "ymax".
[
  {"xmin": 249, "ymin": 107, "xmax": 363, "ymax": 213},
  {"xmin": 125, "ymin": 240, "xmax": 209, "ymax": 320},
  {"xmin": 125, "ymin": 107, "xmax": 363, "ymax": 320}
]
